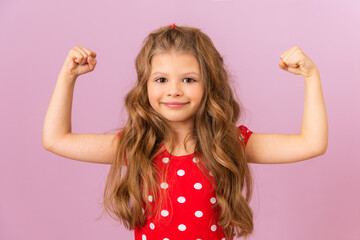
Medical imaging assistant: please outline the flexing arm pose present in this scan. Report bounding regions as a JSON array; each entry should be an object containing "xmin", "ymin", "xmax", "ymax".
[
  {"xmin": 43, "ymin": 46, "xmax": 328, "ymax": 165},
  {"xmin": 245, "ymin": 46, "xmax": 328, "ymax": 164},
  {"xmin": 42, "ymin": 46, "xmax": 119, "ymax": 164}
]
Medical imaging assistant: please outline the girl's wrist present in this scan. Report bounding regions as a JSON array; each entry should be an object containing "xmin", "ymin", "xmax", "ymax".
[
  {"xmin": 58, "ymin": 71, "xmax": 78, "ymax": 84},
  {"xmin": 304, "ymin": 68, "xmax": 320, "ymax": 80}
]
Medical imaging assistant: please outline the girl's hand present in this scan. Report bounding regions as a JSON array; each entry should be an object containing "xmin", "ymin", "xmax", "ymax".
[
  {"xmin": 60, "ymin": 46, "xmax": 97, "ymax": 78},
  {"xmin": 279, "ymin": 46, "xmax": 319, "ymax": 78}
]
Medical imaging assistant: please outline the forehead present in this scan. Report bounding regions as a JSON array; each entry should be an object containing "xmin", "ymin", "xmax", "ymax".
[{"xmin": 150, "ymin": 50, "xmax": 200, "ymax": 77}]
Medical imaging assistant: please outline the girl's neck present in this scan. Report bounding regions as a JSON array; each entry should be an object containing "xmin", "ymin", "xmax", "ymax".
[
  {"xmin": 164, "ymin": 121, "xmax": 196, "ymax": 156},
  {"xmin": 163, "ymin": 140, "xmax": 196, "ymax": 156}
]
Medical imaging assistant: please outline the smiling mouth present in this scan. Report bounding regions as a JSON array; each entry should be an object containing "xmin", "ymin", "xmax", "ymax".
[
  {"xmin": 163, "ymin": 102, "xmax": 189, "ymax": 108},
  {"xmin": 163, "ymin": 102, "xmax": 188, "ymax": 105}
]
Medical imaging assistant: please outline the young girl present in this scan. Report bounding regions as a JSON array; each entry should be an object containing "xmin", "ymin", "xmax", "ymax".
[{"xmin": 42, "ymin": 24, "xmax": 328, "ymax": 240}]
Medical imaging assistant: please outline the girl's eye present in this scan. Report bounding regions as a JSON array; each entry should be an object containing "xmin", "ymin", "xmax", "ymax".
[
  {"xmin": 155, "ymin": 77, "xmax": 196, "ymax": 83},
  {"xmin": 183, "ymin": 77, "xmax": 195, "ymax": 83},
  {"xmin": 155, "ymin": 77, "xmax": 166, "ymax": 83}
]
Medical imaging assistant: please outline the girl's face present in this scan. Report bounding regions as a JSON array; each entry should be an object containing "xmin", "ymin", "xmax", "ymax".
[{"xmin": 147, "ymin": 50, "xmax": 204, "ymax": 126}]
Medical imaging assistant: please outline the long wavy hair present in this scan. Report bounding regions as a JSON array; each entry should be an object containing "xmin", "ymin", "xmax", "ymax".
[{"xmin": 102, "ymin": 24, "xmax": 254, "ymax": 239}]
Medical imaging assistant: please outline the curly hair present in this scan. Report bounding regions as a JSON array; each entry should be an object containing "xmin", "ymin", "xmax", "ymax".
[{"xmin": 102, "ymin": 24, "xmax": 254, "ymax": 240}]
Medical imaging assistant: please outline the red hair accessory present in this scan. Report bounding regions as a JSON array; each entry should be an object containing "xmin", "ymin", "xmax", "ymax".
[{"xmin": 169, "ymin": 23, "xmax": 176, "ymax": 29}]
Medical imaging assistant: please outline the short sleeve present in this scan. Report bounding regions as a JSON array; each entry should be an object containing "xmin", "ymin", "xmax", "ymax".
[
  {"xmin": 117, "ymin": 131, "xmax": 128, "ymax": 166},
  {"xmin": 238, "ymin": 125, "xmax": 253, "ymax": 147}
]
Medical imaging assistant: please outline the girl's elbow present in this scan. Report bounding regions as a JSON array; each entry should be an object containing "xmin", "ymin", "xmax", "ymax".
[
  {"xmin": 317, "ymin": 142, "xmax": 328, "ymax": 156},
  {"xmin": 309, "ymin": 142, "xmax": 327, "ymax": 158},
  {"xmin": 321, "ymin": 144, "xmax": 328, "ymax": 155},
  {"xmin": 314, "ymin": 136, "xmax": 328, "ymax": 156}
]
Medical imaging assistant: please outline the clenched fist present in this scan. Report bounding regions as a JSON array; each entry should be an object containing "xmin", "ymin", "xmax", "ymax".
[
  {"xmin": 279, "ymin": 46, "xmax": 319, "ymax": 78},
  {"xmin": 60, "ymin": 46, "xmax": 97, "ymax": 77}
]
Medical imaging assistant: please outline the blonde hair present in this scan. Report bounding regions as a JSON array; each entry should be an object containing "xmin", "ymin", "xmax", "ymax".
[{"xmin": 102, "ymin": 24, "xmax": 254, "ymax": 239}]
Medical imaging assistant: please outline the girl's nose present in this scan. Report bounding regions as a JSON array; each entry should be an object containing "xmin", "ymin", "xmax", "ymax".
[{"xmin": 167, "ymin": 81, "xmax": 183, "ymax": 96}]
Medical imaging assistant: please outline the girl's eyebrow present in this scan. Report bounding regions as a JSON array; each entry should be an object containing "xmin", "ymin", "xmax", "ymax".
[{"xmin": 150, "ymin": 71, "xmax": 200, "ymax": 77}]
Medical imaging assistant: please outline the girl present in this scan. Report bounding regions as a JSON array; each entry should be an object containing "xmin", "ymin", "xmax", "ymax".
[{"xmin": 42, "ymin": 24, "xmax": 328, "ymax": 240}]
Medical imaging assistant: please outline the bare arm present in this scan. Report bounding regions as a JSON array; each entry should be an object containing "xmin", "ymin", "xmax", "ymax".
[
  {"xmin": 45, "ymin": 132, "xmax": 119, "ymax": 165},
  {"xmin": 246, "ymin": 72, "xmax": 328, "ymax": 164},
  {"xmin": 245, "ymin": 47, "xmax": 328, "ymax": 164},
  {"xmin": 300, "ymin": 72, "xmax": 328, "ymax": 153},
  {"xmin": 42, "ymin": 46, "xmax": 121, "ymax": 165},
  {"xmin": 42, "ymin": 73, "xmax": 119, "ymax": 164},
  {"xmin": 42, "ymin": 73, "xmax": 76, "ymax": 148}
]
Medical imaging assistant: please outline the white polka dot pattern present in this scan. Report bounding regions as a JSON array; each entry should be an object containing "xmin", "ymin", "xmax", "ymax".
[
  {"xmin": 134, "ymin": 127, "xmax": 251, "ymax": 240},
  {"xmin": 211, "ymin": 225, "xmax": 217, "ymax": 231},
  {"xmin": 150, "ymin": 223, "xmax": 155, "ymax": 230},
  {"xmin": 160, "ymin": 182, "xmax": 169, "ymax": 189},
  {"xmin": 192, "ymin": 157, "xmax": 199, "ymax": 163},
  {"xmin": 177, "ymin": 169, "xmax": 185, "ymax": 176},
  {"xmin": 178, "ymin": 224, "xmax": 186, "ymax": 231},
  {"xmin": 195, "ymin": 211, "xmax": 203, "ymax": 217},
  {"xmin": 177, "ymin": 196, "xmax": 186, "ymax": 203},
  {"xmin": 161, "ymin": 210, "xmax": 169, "ymax": 217}
]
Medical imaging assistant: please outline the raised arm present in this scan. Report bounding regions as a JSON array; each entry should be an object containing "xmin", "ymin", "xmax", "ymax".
[
  {"xmin": 42, "ymin": 72, "xmax": 77, "ymax": 148},
  {"xmin": 42, "ymin": 46, "xmax": 120, "ymax": 165},
  {"xmin": 245, "ymin": 47, "xmax": 328, "ymax": 164}
]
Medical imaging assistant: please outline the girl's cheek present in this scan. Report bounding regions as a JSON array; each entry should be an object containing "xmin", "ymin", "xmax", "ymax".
[
  {"xmin": 148, "ymin": 87, "xmax": 163, "ymax": 103},
  {"xmin": 151, "ymin": 88, "xmax": 163, "ymax": 99},
  {"xmin": 188, "ymin": 86, "xmax": 204, "ymax": 99}
]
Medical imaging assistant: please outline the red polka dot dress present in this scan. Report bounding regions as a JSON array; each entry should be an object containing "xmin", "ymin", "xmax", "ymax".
[{"xmin": 118, "ymin": 125, "xmax": 253, "ymax": 240}]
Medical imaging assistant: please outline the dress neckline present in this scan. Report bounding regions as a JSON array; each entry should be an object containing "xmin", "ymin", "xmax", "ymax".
[{"xmin": 160, "ymin": 142, "xmax": 196, "ymax": 159}]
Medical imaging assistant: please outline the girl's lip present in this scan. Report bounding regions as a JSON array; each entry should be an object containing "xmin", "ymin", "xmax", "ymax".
[
  {"xmin": 163, "ymin": 102, "xmax": 189, "ymax": 108},
  {"xmin": 163, "ymin": 102, "xmax": 188, "ymax": 105}
]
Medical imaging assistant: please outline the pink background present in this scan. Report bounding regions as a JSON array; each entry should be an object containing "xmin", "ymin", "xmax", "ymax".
[{"xmin": 1, "ymin": 0, "xmax": 359, "ymax": 239}]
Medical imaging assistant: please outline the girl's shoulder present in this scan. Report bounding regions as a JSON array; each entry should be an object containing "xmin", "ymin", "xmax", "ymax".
[{"xmin": 238, "ymin": 125, "xmax": 253, "ymax": 146}]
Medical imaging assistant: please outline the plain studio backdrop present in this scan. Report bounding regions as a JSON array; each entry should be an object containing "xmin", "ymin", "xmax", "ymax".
[{"xmin": 0, "ymin": 0, "xmax": 359, "ymax": 239}]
